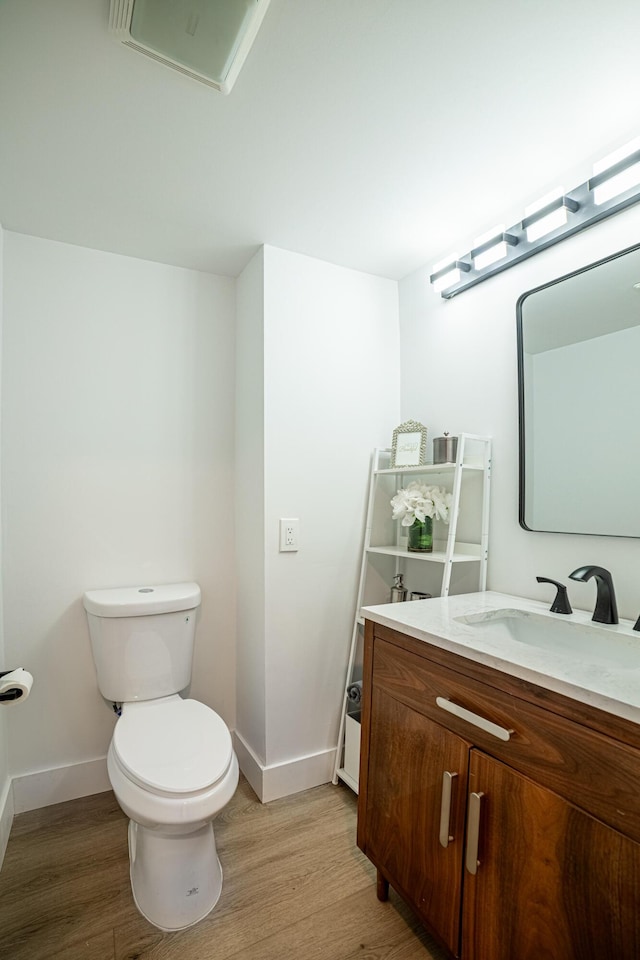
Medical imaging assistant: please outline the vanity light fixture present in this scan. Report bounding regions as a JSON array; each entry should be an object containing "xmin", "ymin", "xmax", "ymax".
[
  {"xmin": 590, "ymin": 138, "xmax": 640, "ymax": 205},
  {"xmin": 429, "ymin": 255, "xmax": 471, "ymax": 294},
  {"xmin": 430, "ymin": 136, "xmax": 640, "ymax": 299},
  {"xmin": 471, "ymin": 225, "xmax": 518, "ymax": 271},
  {"xmin": 522, "ymin": 190, "xmax": 579, "ymax": 243}
]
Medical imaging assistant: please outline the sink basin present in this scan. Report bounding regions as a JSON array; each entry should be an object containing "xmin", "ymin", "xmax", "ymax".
[{"xmin": 454, "ymin": 608, "xmax": 640, "ymax": 670}]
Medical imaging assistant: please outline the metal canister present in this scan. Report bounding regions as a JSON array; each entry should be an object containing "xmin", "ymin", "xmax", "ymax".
[{"xmin": 433, "ymin": 432, "xmax": 458, "ymax": 464}]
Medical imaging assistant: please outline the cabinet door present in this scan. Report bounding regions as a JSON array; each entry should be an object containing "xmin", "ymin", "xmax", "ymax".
[
  {"xmin": 463, "ymin": 750, "xmax": 640, "ymax": 960},
  {"xmin": 364, "ymin": 686, "xmax": 471, "ymax": 956}
]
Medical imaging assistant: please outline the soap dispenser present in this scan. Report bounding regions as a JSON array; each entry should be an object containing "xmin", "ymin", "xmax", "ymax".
[{"xmin": 390, "ymin": 573, "xmax": 407, "ymax": 603}]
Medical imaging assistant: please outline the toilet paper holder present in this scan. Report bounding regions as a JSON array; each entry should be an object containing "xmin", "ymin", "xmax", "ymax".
[{"xmin": 0, "ymin": 667, "xmax": 34, "ymax": 704}]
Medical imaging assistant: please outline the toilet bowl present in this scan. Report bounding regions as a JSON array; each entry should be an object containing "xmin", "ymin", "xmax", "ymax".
[
  {"xmin": 108, "ymin": 696, "xmax": 238, "ymax": 827},
  {"xmin": 83, "ymin": 582, "xmax": 239, "ymax": 932},
  {"xmin": 107, "ymin": 696, "xmax": 239, "ymax": 931}
]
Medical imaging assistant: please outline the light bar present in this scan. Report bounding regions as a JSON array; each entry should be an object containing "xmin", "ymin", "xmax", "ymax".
[
  {"xmin": 523, "ymin": 192, "xmax": 579, "ymax": 243},
  {"xmin": 590, "ymin": 140, "xmax": 640, "ymax": 205},
  {"xmin": 429, "ymin": 258, "xmax": 471, "ymax": 294},
  {"xmin": 429, "ymin": 139, "xmax": 640, "ymax": 299},
  {"xmin": 471, "ymin": 227, "xmax": 518, "ymax": 270}
]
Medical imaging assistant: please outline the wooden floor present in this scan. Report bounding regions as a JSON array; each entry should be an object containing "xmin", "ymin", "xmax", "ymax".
[{"xmin": 0, "ymin": 776, "xmax": 447, "ymax": 960}]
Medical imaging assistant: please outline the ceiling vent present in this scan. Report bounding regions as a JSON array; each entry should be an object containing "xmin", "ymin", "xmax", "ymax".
[{"xmin": 109, "ymin": 0, "xmax": 271, "ymax": 93}]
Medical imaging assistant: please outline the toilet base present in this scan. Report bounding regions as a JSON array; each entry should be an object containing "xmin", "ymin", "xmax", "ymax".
[{"xmin": 128, "ymin": 819, "xmax": 223, "ymax": 931}]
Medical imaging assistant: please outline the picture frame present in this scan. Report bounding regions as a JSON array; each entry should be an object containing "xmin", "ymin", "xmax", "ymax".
[{"xmin": 390, "ymin": 420, "xmax": 428, "ymax": 468}]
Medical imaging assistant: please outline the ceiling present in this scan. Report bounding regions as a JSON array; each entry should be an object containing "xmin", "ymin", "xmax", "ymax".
[{"xmin": 2, "ymin": 0, "xmax": 640, "ymax": 281}]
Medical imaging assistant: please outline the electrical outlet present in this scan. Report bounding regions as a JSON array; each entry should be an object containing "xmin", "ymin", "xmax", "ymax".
[{"xmin": 279, "ymin": 518, "xmax": 299, "ymax": 552}]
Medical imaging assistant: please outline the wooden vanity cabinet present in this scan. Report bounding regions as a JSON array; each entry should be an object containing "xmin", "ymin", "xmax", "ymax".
[
  {"xmin": 365, "ymin": 687, "xmax": 471, "ymax": 954},
  {"xmin": 357, "ymin": 620, "xmax": 640, "ymax": 960}
]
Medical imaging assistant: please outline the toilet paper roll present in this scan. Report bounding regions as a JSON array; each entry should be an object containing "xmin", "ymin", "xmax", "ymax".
[
  {"xmin": 347, "ymin": 681, "xmax": 362, "ymax": 704},
  {"xmin": 0, "ymin": 668, "xmax": 34, "ymax": 705}
]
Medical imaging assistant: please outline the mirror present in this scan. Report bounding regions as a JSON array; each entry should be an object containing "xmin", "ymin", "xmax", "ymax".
[{"xmin": 517, "ymin": 241, "xmax": 640, "ymax": 537}]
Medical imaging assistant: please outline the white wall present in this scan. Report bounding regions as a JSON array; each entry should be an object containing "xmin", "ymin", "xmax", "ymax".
[
  {"xmin": 235, "ymin": 245, "xmax": 400, "ymax": 800},
  {"xmin": 399, "ymin": 203, "xmax": 640, "ymax": 621},
  {"xmin": 0, "ymin": 224, "xmax": 12, "ymax": 864},
  {"xmin": 235, "ymin": 247, "xmax": 266, "ymax": 785},
  {"xmin": 1, "ymin": 232, "xmax": 236, "ymax": 812}
]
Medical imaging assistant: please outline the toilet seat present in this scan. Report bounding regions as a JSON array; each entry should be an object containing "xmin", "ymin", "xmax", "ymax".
[{"xmin": 112, "ymin": 696, "xmax": 233, "ymax": 796}]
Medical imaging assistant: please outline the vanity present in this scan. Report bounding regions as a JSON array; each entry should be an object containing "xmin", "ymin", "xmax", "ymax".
[{"xmin": 357, "ymin": 592, "xmax": 640, "ymax": 960}]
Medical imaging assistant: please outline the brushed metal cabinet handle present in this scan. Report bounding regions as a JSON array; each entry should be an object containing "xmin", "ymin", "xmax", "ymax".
[
  {"xmin": 439, "ymin": 771, "xmax": 458, "ymax": 848},
  {"xmin": 465, "ymin": 790, "xmax": 484, "ymax": 875},
  {"xmin": 436, "ymin": 696, "xmax": 513, "ymax": 741}
]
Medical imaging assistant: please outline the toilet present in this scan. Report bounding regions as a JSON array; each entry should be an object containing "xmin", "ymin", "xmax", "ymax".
[{"xmin": 83, "ymin": 582, "xmax": 239, "ymax": 932}]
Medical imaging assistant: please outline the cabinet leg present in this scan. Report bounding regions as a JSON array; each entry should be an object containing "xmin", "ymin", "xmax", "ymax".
[{"xmin": 376, "ymin": 869, "xmax": 389, "ymax": 902}]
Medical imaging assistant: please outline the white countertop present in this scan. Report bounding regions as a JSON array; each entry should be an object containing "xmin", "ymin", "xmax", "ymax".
[{"xmin": 361, "ymin": 591, "xmax": 640, "ymax": 727}]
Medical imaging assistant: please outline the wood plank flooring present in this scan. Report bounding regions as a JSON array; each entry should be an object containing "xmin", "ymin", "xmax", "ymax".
[{"xmin": 0, "ymin": 776, "xmax": 447, "ymax": 960}]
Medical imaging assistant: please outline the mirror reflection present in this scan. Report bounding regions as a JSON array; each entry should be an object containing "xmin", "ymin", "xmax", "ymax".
[{"xmin": 517, "ymin": 241, "xmax": 640, "ymax": 537}]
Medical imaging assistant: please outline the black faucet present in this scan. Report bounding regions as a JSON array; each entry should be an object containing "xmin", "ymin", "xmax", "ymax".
[
  {"xmin": 536, "ymin": 577, "xmax": 572, "ymax": 614},
  {"xmin": 568, "ymin": 566, "xmax": 618, "ymax": 625}
]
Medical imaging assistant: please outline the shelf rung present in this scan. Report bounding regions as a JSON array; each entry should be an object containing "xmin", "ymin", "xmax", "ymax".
[{"xmin": 366, "ymin": 545, "xmax": 481, "ymax": 563}]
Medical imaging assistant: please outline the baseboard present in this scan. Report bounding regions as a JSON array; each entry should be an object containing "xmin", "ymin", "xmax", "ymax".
[
  {"xmin": 262, "ymin": 746, "xmax": 336, "ymax": 803},
  {"xmin": 0, "ymin": 776, "xmax": 14, "ymax": 870},
  {"xmin": 232, "ymin": 730, "xmax": 264, "ymax": 800},
  {"xmin": 9, "ymin": 735, "xmax": 337, "ymax": 816},
  {"xmin": 12, "ymin": 757, "xmax": 111, "ymax": 815},
  {"xmin": 233, "ymin": 731, "xmax": 336, "ymax": 804}
]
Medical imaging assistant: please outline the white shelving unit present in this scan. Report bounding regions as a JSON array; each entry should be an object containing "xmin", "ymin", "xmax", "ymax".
[{"xmin": 333, "ymin": 433, "xmax": 492, "ymax": 793}]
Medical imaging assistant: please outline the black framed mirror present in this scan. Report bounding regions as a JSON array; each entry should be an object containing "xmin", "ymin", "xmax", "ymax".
[{"xmin": 517, "ymin": 241, "xmax": 640, "ymax": 537}]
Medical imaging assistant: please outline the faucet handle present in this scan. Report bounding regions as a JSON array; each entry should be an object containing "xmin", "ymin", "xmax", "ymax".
[{"xmin": 536, "ymin": 577, "xmax": 573, "ymax": 615}]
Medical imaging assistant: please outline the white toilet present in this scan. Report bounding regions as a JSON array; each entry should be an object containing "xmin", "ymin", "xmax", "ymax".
[{"xmin": 83, "ymin": 582, "xmax": 239, "ymax": 932}]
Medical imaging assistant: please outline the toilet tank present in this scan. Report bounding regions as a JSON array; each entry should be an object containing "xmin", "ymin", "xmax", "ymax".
[{"xmin": 83, "ymin": 583, "xmax": 201, "ymax": 702}]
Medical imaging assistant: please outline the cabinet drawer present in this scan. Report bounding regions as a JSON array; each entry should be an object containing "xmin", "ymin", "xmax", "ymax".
[{"xmin": 372, "ymin": 636, "xmax": 640, "ymax": 843}]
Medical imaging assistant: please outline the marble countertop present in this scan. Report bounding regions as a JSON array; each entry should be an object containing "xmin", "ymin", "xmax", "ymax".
[{"xmin": 361, "ymin": 591, "xmax": 640, "ymax": 726}]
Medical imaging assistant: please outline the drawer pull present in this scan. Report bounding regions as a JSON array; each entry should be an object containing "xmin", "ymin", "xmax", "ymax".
[
  {"xmin": 465, "ymin": 791, "xmax": 484, "ymax": 875},
  {"xmin": 436, "ymin": 696, "xmax": 513, "ymax": 741},
  {"xmin": 439, "ymin": 771, "xmax": 457, "ymax": 848}
]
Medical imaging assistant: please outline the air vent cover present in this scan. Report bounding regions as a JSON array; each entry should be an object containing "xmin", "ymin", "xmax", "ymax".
[{"xmin": 109, "ymin": 0, "xmax": 270, "ymax": 93}]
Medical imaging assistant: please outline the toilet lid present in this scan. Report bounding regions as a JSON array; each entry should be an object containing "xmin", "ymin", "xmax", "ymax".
[{"xmin": 113, "ymin": 697, "xmax": 232, "ymax": 795}]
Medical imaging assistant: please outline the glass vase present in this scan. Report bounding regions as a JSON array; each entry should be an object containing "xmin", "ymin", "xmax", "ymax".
[{"xmin": 408, "ymin": 517, "xmax": 433, "ymax": 552}]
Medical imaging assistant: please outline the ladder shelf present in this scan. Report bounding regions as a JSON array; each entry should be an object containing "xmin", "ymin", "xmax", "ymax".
[{"xmin": 332, "ymin": 433, "xmax": 492, "ymax": 792}]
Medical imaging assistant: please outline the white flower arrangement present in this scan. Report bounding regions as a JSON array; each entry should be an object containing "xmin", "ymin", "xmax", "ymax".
[{"xmin": 390, "ymin": 482, "xmax": 453, "ymax": 526}]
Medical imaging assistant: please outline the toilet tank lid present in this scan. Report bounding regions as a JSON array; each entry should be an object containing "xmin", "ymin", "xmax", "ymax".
[{"xmin": 83, "ymin": 582, "xmax": 201, "ymax": 618}]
